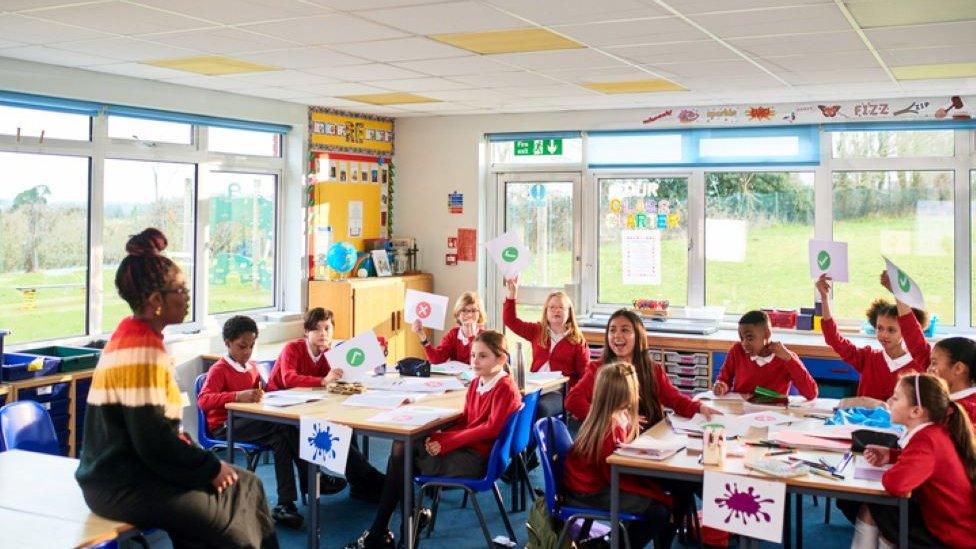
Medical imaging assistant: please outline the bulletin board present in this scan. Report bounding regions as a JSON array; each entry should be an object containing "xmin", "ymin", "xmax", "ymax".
[{"xmin": 313, "ymin": 181, "xmax": 381, "ymax": 251}]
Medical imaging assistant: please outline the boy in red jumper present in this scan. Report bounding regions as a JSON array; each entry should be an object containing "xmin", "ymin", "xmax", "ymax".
[
  {"xmin": 197, "ymin": 315, "xmax": 304, "ymax": 528},
  {"xmin": 410, "ymin": 291, "xmax": 485, "ymax": 364},
  {"xmin": 817, "ymin": 273, "xmax": 929, "ymax": 405},
  {"xmin": 345, "ymin": 330, "xmax": 521, "ymax": 549},
  {"xmin": 266, "ymin": 307, "xmax": 385, "ymax": 501},
  {"xmin": 713, "ymin": 310, "xmax": 818, "ymax": 400}
]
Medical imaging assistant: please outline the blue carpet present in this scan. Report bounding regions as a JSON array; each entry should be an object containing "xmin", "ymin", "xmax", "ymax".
[{"xmin": 248, "ymin": 436, "xmax": 856, "ymax": 548}]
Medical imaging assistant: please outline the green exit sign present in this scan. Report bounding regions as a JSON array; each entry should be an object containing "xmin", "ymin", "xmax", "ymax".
[{"xmin": 514, "ymin": 138, "xmax": 562, "ymax": 156}]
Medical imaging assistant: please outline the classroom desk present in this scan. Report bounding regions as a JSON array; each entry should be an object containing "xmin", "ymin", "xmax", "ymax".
[
  {"xmin": 225, "ymin": 375, "xmax": 568, "ymax": 549},
  {"xmin": 0, "ymin": 449, "xmax": 134, "ymax": 548},
  {"xmin": 607, "ymin": 411, "xmax": 909, "ymax": 549}
]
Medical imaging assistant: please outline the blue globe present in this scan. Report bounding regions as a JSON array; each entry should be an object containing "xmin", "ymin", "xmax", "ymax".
[{"xmin": 326, "ymin": 242, "xmax": 358, "ymax": 273}]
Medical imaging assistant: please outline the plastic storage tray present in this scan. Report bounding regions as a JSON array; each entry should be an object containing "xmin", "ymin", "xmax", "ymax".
[
  {"xmin": 665, "ymin": 363, "xmax": 710, "ymax": 377},
  {"xmin": 15, "ymin": 346, "xmax": 100, "ymax": 373},
  {"xmin": 1, "ymin": 353, "xmax": 59, "ymax": 381},
  {"xmin": 664, "ymin": 351, "xmax": 709, "ymax": 365},
  {"xmin": 17, "ymin": 382, "xmax": 70, "ymax": 403},
  {"xmin": 668, "ymin": 374, "xmax": 709, "ymax": 389}
]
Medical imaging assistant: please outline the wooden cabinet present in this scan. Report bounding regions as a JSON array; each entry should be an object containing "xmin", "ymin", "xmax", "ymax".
[{"xmin": 308, "ymin": 274, "xmax": 433, "ymax": 364}]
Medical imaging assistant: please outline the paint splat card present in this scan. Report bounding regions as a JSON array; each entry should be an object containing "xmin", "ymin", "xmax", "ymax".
[
  {"xmin": 299, "ymin": 417, "xmax": 352, "ymax": 475},
  {"xmin": 702, "ymin": 471, "xmax": 786, "ymax": 543}
]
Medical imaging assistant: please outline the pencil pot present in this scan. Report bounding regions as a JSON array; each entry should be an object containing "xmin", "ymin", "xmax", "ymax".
[{"xmin": 702, "ymin": 424, "xmax": 727, "ymax": 467}]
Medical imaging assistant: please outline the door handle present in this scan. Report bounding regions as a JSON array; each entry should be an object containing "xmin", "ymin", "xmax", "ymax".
[{"xmin": 391, "ymin": 311, "xmax": 396, "ymax": 331}]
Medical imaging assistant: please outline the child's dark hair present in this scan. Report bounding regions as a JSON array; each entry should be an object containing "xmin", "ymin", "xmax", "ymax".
[
  {"xmin": 115, "ymin": 228, "xmax": 177, "ymax": 313},
  {"xmin": 738, "ymin": 310, "xmax": 769, "ymax": 327},
  {"xmin": 473, "ymin": 330, "xmax": 510, "ymax": 373},
  {"xmin": 901, "ymin": 374, "xmax": 976, "ymax": 490},
  {"xmin": 934, "ymin": 337, "xmax": 976, "ymax": 385},
  {"xmin": 223, "ymin": 315, "xmax": 258, "ymax": 342},
  {"xmin": 303, "ymin": 307, "xmax": 333, "ymax": 332},
  {"xmin": 865, "ymin": 298, "xmax": 928, "ymax": 329},
  {"xmin": 602, "ymin": 309, "xmax": 662, "ymax": 426}
]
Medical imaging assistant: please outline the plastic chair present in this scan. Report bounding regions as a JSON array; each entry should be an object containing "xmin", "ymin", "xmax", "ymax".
[
  {"xmin": 254, "ymin": 360, "xmax": 274, "ymax": 385},
  {"xmin": 194, "ymin": 373, "xmax": 269, "ymax": 471},
  {"xmin": 533, "ymin": 416, "xmax": 645, "ymax": 549},
  {"xmin": 0, "ymin": 400, "xmax": 60, "ymax": 455},
  {"xmin": 508, "ymin": 389, "xmax": 541, "ymax": 512},
  {"xmin": 413, "ymin": 407, "xmax": 521, "ymax": 547}
]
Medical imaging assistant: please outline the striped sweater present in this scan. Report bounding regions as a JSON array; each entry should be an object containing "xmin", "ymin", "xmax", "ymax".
[{"xmin": 76, "ymin": 316, "xmax": 220, "ymax": 490}]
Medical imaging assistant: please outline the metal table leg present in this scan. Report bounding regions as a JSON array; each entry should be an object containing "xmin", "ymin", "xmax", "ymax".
[
  {"xmin": 404, "ymin": 436, "xmax": 415, "ymax": 549},
  {"xmin": 610, "ymin": 464, "xmax": 620, "ymax": 549},
  {"xmin": 226, "ymin": 410, "xmax": 235, "ymax": 465},
  {"xmin": 308, "ymin": 461, "xmax": 320, "ymax": 549}
]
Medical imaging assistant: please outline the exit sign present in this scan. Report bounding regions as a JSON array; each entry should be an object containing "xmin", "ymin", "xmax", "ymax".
[{"xmin": 514, "ymin": 138, "xmax": 562, "ymax": 156}]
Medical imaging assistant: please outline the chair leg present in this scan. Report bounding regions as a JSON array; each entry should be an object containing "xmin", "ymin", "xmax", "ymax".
[
  {"xmin": 491, "ymin": 482, "xmax": 517, "ymax": 543},
  {"xmin": 518, "ymin": 454, "xmax": 536, "ymax": 497},
  {"xmin": 246, "ymin": 452, "xmax": 259, "ymax": 472},
  {"xmin": 460, "ymin": 491, "xmax": 468, "ymax": 509},
  {"xmin": 824, "ymin": 497, "xmax": 831, "ymax": 524},
  {"xmin": 466, "ymin": 489, "xmax": 494, "ymax": 547},
  {"xmin": 412, "ymin": 487, "xmax": 429, "ymax": 549},
  {"xmin": 619, "ymin": 521, "xmax": 632, "ymax": 549},
  {"xmin": 427, "ymin": 487, "xmax": 442, "ymax": 538},
  {"xmin": 555, "ymin": 520, "xmax": 572, "ymax": 548},
  {"xmin": 362, "ymin": 435, "xmax": 370, "ymax": 460},
  {"xmin": 689, "ymin": 499, "xmax": 703, "ymax": 549}
]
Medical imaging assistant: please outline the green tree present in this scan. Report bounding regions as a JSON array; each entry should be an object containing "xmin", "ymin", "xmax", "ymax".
[{"xmin": 11, "ymin": 184, "xmax": 51, "ymax": 273}]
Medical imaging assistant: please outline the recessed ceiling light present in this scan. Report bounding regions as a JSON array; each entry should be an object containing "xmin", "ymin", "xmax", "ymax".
[
  {"xmin": 430, "ymin": 28, "xmax": 583, "ymax": 55},
  {"xmin": 143, "ymin": 55, "xmax": 280, "ymax": 76},
  {"xmin": 338, "ymin": 92, "xmax": 440, "ymax": 105}
]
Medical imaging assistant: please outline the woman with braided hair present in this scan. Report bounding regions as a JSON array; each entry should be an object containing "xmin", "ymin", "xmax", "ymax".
[{"xmin": 75, "ymin": 228, "xmax": 278, "ymax": 548}]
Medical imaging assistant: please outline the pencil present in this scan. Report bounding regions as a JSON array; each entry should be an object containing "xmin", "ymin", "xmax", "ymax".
[{"xmin": 766, "ymin": 449, "xmax": 795, "ymax": 456}]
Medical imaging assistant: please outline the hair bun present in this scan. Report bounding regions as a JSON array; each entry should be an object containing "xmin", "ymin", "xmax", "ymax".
[{"xmin": 125, "ymin": 228, "xmax": 168, "ymax": 257}]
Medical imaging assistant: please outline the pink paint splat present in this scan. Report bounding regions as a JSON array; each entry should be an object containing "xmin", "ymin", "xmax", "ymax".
[{"xmin": 714, "ymin": 482, "xmax": 773, "ymax": 525}]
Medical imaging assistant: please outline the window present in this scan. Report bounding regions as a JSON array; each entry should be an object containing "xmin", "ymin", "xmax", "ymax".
[
  {"xmin": 0, "ymin": 105, "xmax": 90, "ymax": 141},
  {"xmin": 208, "ymin": 127, "xmax": 280, "ymax": 157},
  {"xmin": 504, "ymin": 181, "xmax": 573, "ymax": 289},
  {"xmin": 107, "ymin": 116, "xmax": 192, "ymax": 144},
  {"xmin": 598, "ymin": 177, "xmax": 689, "ymax": 306},
  {"xmin": 102, "ymin": 159, "xmax": 196, "ymax": 329},
  {"xmin": 204, "ymin": 172, "xmax": 276, "ymax": 313},
  {"xmin": 833, "ymin": 170, "xmax": 954, "ymax": 324},
  {"xmin": 0, "ymin": 152, "xmax": 89, "ymax": 343},
  {"xmin": 490, "ymin": 137, "xmax": 582, "ymax": 164},
  {"xmin": 832, "ymin": 130, "xmax": 953, "ymax": 158},
  {"xmin": 705, "ymin": 172, "xmax": 815, "ymax": 313}
]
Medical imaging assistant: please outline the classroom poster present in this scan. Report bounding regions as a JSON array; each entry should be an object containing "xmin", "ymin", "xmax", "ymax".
[
  {"xmin": 404, "ymin": 289, "xmax": 449, "ymax": 330},
  {"xmin": 348, "ymin": 201, "xmax": 363, "ymax": 238},
  {"xmin": 300, "ymin": 417, "xmax": 353, "ymax": 475},
  {"xmin": 456, "ymin": 228, "xmax": 477, "ymax": 262},
  {"xmin": 808, "ymin": 240, "xmax": 849, "ymax": 282},
  {"xmin": 325, "ymin": 331, "xmax": 385, "ymax": 382},
  {"xmin": 621, "ymin": 229, "xmax": 662, "ymax": 285},
  {"xmin": 702, "ymin": 471, "xmax": 785, "ymax": 543},
  {"xmin": 485, "ymin": 229, "xmax": 533, "ymax": 277},
  {"xmin": 883, "ymin": 256, "xmax": 925, "ymax": 310}
]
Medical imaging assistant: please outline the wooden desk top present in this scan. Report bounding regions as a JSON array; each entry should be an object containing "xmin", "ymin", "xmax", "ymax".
[
  {"xmin": 226, "ymin": 375, "xmax": 568, "ymax": 436},
  {"xmin": 0, "ymin": 450, "xmax": 133, "ymax": 547}
]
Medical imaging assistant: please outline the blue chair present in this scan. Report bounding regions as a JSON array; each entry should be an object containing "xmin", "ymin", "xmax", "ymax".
[
  {"xmin": 533, "ymin": 416, "xmax": 644, "ymax": 549},
  {"xmin": 194, "ymin": 373, "xmax": 269, "ymax": 471},
  {"xmin": 254, "ymin": 360, "xmax": 274, "ymax": 385},
  {"xmin": 414, "ymin": 407, "xmax": 521, "ymax": 547},
  {"xmin": 0, "ymin": 400, "xmax": 60, "ymax": 455},
  {"xmin": 509, "ymin": 389, "xmax": 541, "ymax": 512}
]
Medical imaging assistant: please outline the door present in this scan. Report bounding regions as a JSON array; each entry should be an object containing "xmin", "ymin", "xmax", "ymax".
[{"xmin": 491, "ymin": 173, "xmax": 581, "ymax": 349}]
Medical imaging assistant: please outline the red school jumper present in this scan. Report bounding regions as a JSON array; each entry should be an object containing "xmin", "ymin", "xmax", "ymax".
[
  {"xmin": 502, "ymin": 298, "xmax": 589, "ymax": 389},
  {"xmin": 427, "ymin": 374, "xmax": 521, "ymax": 456},
  {"xmin": 566, "ymin": 360, "xmax": 701, "ymax": 422},
  {"xmin": 952, "ymin": 389, "xmax": 976, "ymax": 427},
  {"xmin": 266, "ymin": 338, "xmax": 331, "ymax": 391},
  {"xmin": 422, "ymin": 325, "xmax": 475, "ymax": 365},
  {"xmin": 715, "ymin": 343, "xmax": 818, "ymax": 399},
  {"xmin": 197, "ymin": 357, "xmax": 261, "ymax": 433}
]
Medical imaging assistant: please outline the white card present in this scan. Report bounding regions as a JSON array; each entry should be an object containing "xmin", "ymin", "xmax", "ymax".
[
  {"xmin": 299, "ymin": 417, "xmax": 352, "ymax": 476},
  {"xmin": 702, "ymin": 471, "xmax": 786, "ymax": 543},
  {"xmin": 485, "ymin": 229, "xmax": 533, "ymax": 277},
  {"xmin": 325, "ymin": 332, "xmax": 385, "ymax": 383},
  {"xmin": 404, "ymin": 289, "xmax": 449, "ymax": 331},
  {"xmin": 808, "ymin": 240, "xmax": 849, "ymax": 282},
  {"xmin": 883, "ymin": 256, "xmax": 925, "ymax": 310}
]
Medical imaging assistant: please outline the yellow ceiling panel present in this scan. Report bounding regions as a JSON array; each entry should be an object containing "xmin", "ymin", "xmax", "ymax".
[
  {"xmin": 582, "ymin": 79, "xmax": 686, "ymax": 94},
  {"xmin": 892, "ymin": 62, "xmax": 976, "ymax": 80},
  {"xmin": 846, "ymin": 0, "xmax": 976, "ymax": 28},
  {"xmin": 338, "ymin": 92, "xmax": 440, "ymax": 105},
  {"xmin": 143, "ymin": 55, "xmax": 279, "ymax": 75},
  {"xmin": 430, "ymin": 27, "xmax": 583, "ymax": 55}
]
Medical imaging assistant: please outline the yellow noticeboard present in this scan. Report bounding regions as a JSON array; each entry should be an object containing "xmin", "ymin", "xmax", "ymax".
[
  {"xmin": 313, "ymin": 182, "xmax": 381, "ymax": 252},
  {"xmin": 309, "ymin": 107, "xmax": 394, "ymax": 155}
]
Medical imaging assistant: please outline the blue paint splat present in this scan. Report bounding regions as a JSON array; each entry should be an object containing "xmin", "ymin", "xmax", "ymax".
[
  {"xmin": 307, "ymin": 423, "xmax": 341, "ymax": 461},
  {"xmin": 714, "ymin": 482, "xmax": 773, "ymax": 525}
]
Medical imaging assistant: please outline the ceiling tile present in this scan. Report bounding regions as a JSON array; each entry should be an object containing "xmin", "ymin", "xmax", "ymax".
[
  {"xmin": 288, "ymin": 82, "xmax": 391, "ymax": 96},
  {"xmin": 50, "ymin": 37, "xmax": 198, "ymax": 62},
  {"xmin": 729, "ymin": 31, "xmax": 867, "ymax": 57},
  {"xmin": 308, "ymin": 63, "xmax": 422, "ymax": 81},
  {"xmin": 865, "ymin": 20, "xmax": 976, "ymax": 50},
  {"xmin": 3, "ymin": 0, "xmax": 96, "ymax": 10},
  {"xmin": 0, "ymin": 44, "xmax": 117, "ymax": 67},
  {"xmin": 538, "ymin": 65, "xmax": 662, "ymax": 83},
  {"xmin": 778, "ymin": 67, "xmax": 892, "ymax": 85},
  {"xmin": 393, "ymin": 55, "xmax": 512, "ymax": 76},
  {"xmin": 330, "ymin": 37, "xmax": 466, "ymax": 62},
  {"xmin": 357, "ymin": 1, "xmax": 526, "ymax": 35},
  {"xmin": 315, "ymin": 0, "xmax": 437, "ymax": 9},
  {"xmin": 651, "ymin": 58, "xmax": 770, "ymax": 79},
  {"xmin": 881, "ymin": 45, "xmax": 976, "ymax": 67},
  {"xmin": 234, "ymin": 47, "xmax": 369, "ymax": 70},
  {"xmin": 144, "ymin": 28, "xmax": 294, "ymax": 55},
  {"xmin": 488, "ymin": 49, "xmax": 623, "ymax": 71},
  {"xmin": 491, "ymin": 84, "xmax": 595, "ymax": 98},
  {"xmin": 448, "ymin": 70, "xmax": 561, "ymax": 88},
  {"xmin": 554, "ymin": 17, "xmax": 700, "ymax": 47},
  {"xmin": 132, "ymin": 0, "xmax": 332, "ymax": 25},
  {"xmin": 420, "ymin": 88, "xmax": 507, "ymax": 101},
  {"xmin": 845, "ymin": 0, "xmax": 976, "ymax": 29},
  {"xmin": 689, "ymin": 5, "xmax": 851, "ymax": 39},
  {"xmin": 0, "ymin": 39, "xmax": 25, "ymax": 49},
  {"xmin": 677, "ymin": 73, "xmax": 788, "ymax": 91},
  {"xmin": 484, "ymin": 0, "xmax": 668, "ymax": 25},
  {"xmin": 240, "ymin": 14, "xmax": 408, "ymax": 46},
  {"xmin": 609, "ymin": 41, "xmax": 739, "ymax": 65},
  {"xmin": 226, "ymin": 69, "xmax": 338, "ymax": 86},
  {"xmin": 282, "ymin": 96, "xmax": 368, "ymax": 108},
  {"xmin": 366, "ymin": 76, "xmax": 470, "ymax": 92},
  {"xmin": 30, "ymin": 1, "xmax": 211, "ymax": 35},
  {"xmin": 0, "ymin": 14, "xmax": 111, "ymax": 44},
  {"xmin": 158, "ymin": 74, "xmax": 255, "ymax": 90},
  {"xmin": 762, "ymin": 49, "xmax": 881, "ymax": 72},
  {"xmin": 664, "ymin": 0, "xmax": 831, "ymax": 14},
  {"xmin": 237, "ymin": 86, "xmax": 313, "ymax": 100},
  {"xmin": 91, "ymin": 62, "xmax": 194, "ymax": 79}
]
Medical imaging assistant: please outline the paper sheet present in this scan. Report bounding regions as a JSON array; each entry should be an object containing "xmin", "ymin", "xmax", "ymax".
[
  {"xmin": 808, "ymin": 240, "xmax": 849, "ymax": 282},
  {"xmin": 367, "ymin": 406, "xmax": 457, "ymax": 426},
  {"xmin": 430, "ymin": 360, "xmax": 471, "ymax": 375},
  {"xmin": 485, "ymin": 229, "xmax": 532, "ymax": 277},
  {"xmin": 404, "ymin": 289, "xmax": 449, "ymax": 331},
  {"xmin": 342, "ymin": 392, "xmax": 424, "ymax": 409},
  {"xmin": 702, "ymin": 471, "xmax": 786, "ymax": 543},
  {"xmin": 366, "ymin": 375, "xmax": 465, "ymax": 393},
  {"xmin": 883, "ymin": 255, "xmax": 925, "ymax": 309},
  {"xmin": 300, "ymin": 418, "xmax": 352, "ymax": 475}
]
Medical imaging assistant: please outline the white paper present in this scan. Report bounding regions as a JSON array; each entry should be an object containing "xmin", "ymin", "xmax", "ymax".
[
  {"xmin": 348, "ymin": 200, "xmax": 363, "ymax": 238},
  {"xmin": 325, "ymin": 332, "xmax": 385, "ymax": 383},
  {"xmin": 702, "ymin": 471, "xmax": 786, "ymax": 543},
  {"xmin": 808, "ymin": 240, "xmax": 849, "ymax": 282},
  {"xmin": 367, "ymin": 406, "xmax": 457, "ymax": 426},
  {"xmin": 526, "ymin": 371, "xmax": 565, "ymax": 384},
  {"xmin": 693, "ymin": 390, "xmax": 746, "ymax": 402},
  {"xmin": 620, "ymin": 229, "xmax": 662, "ymax": 285},
  {"xmin": 300, "ymin": 417, "xmax": 352, "ymax": 475},
  {"xmin": 736, "ymin": 411, "xmax": 795, "ymax": 428},
  {"xmin": 342, "ymin": 392, "xmax": 424, "ymax": 409},
  {"xmin": 705, "ymin": 219, "xmax": 747, "ymax": 262},
  {"xmin": 485, "ymin": 229, "xmax": 533, "ymax": 277},
  {"xmin": 263, "ymin": 390, "xmax": 326, "ymax": 407},
  {"xmin": 404, "ymin": 289, "xmax": 449, "ymax": 331},
  {"xmin": 366, "ymin": 375, "xmax": 465, "ymax": 393},
  {"xmin": 671, "ymin": 413, "xmax": 752, "ymax": 438},
  {"xmin": 883, "ymin": 256, "xmax": 925, "ymax": 310},
  {"xmin": 430, "ymin": 360, "xmax": 471, "ymax": 375}
]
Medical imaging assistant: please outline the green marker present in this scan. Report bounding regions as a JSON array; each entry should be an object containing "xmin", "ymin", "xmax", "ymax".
[
  {"xmin": 501, "ymin": 246, "xmax": 519, "ymax": 262},
  {"xmin": 817, "ymin": 250, "xmax": 831, "ymax": 270},
  {"xmin": 897, "ymin": 270, "xmax": 911, "ymax": 293},
  {"xmin": 346, "ymin": 347, "xmax": 365, "ymax": 367}
]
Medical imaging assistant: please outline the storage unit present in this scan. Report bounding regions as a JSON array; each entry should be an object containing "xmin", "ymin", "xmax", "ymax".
[
  {"xmin": 308, "ymin": 274, "xmax": 433, "ymax": 365},
  {"xmin": 0, "ymin": 369, "xmax": 96, "ymax": 457},
  {"xmin": 652, "ymin": 347, "xmax": 712, "ymax": 399},
  {"xmin": 2, "ymin": 353, "xmax": 59, "ymax": 381}
]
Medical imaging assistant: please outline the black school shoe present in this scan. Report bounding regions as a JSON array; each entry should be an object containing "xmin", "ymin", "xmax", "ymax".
[
  {"xmin": 344, "ymin": 529, "xmax": 395, "ymax": 549},
  {"xmin": 320, "ymin": 474, "xmax": 348, "ymax": 495},
  {"xmin": 272, "ymin": 501, "xmax": 304, "ymax": 529}
]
